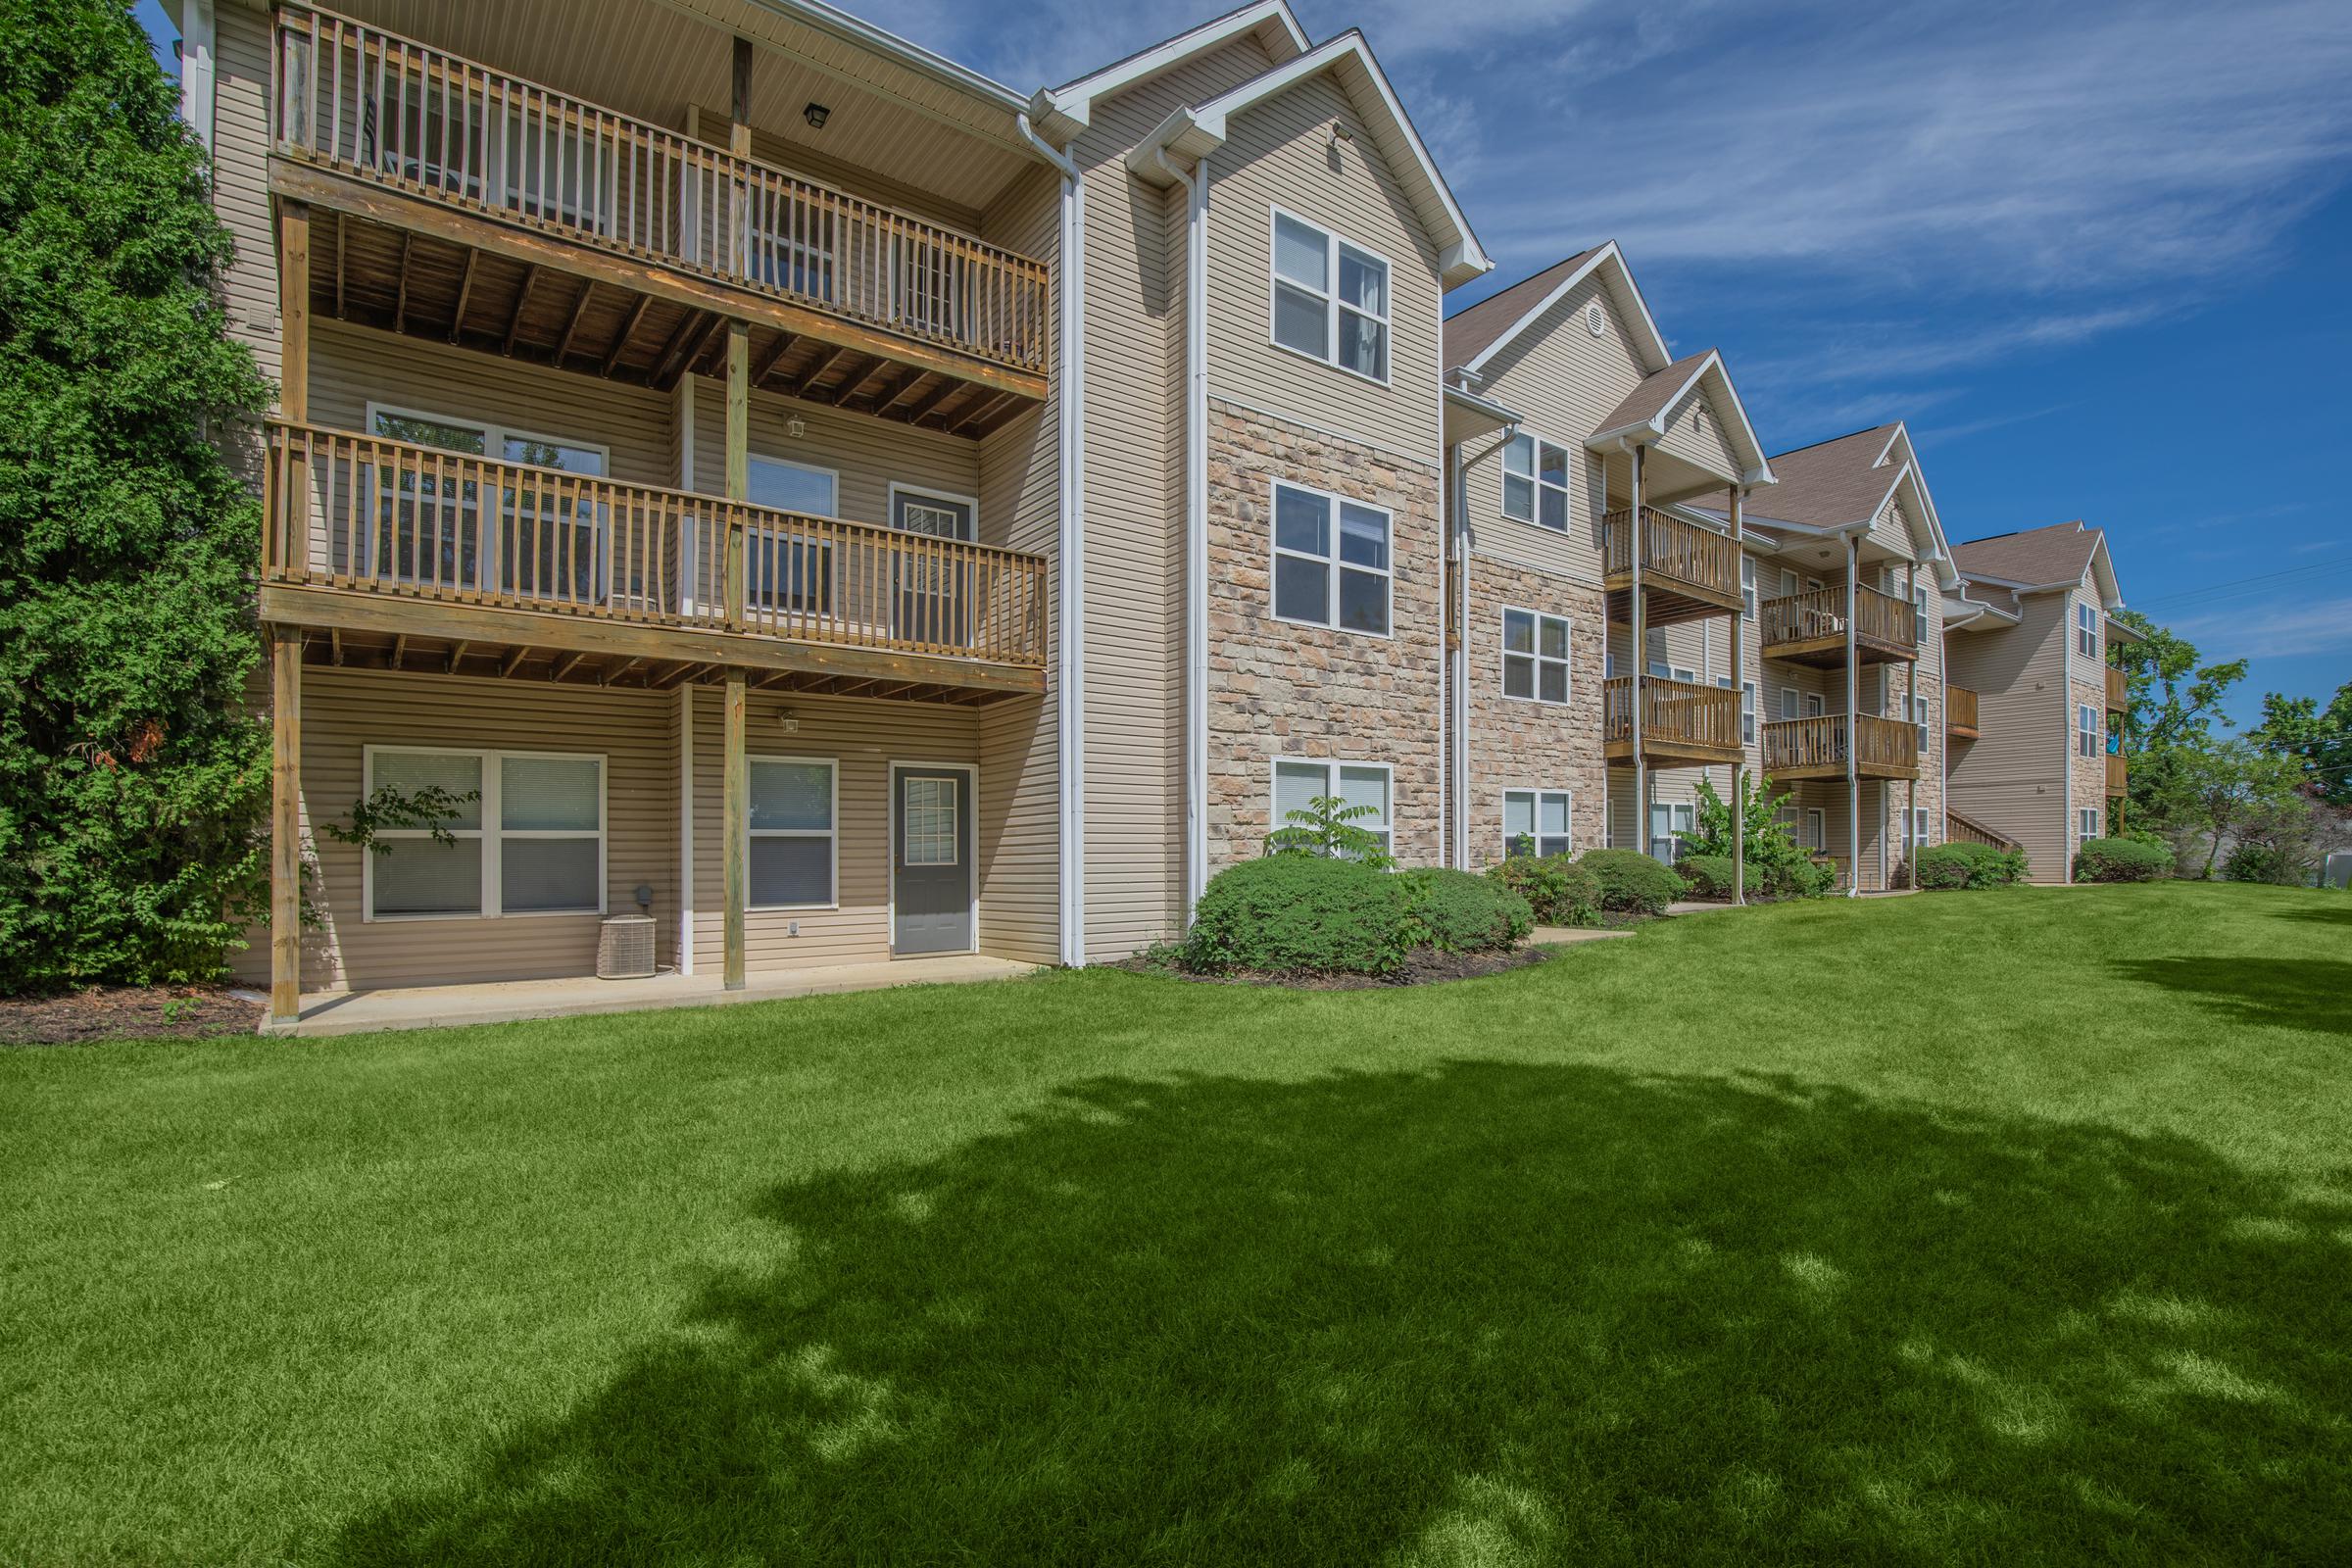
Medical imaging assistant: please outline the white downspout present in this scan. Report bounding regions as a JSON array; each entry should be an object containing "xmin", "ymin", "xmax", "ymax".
[
  {"xmin": 1447, "ymin": 422, "xmax": 1516, "ymax": 869},
  {"xmin": 1152, "ymin": 147, "xmax": 1210, "ymax": 923},
  {"xmin": 1019, "ymin": 114, "xmax": 1088, "ymax": 966},
  {"xmin": 179, "ymin": 0, "xmax": 218, "ymax": 152}
]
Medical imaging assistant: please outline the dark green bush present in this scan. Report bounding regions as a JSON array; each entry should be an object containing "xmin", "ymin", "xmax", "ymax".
[
  {"xmin": 1915, "ymin": 842, "xmax": 2030, "ymax": 890},
  {"xmin": 1577, "ymin": 850, "xmax": 1687, "ymax": 915},
  {"xmin": 1398, "ymin": 868, "xmax": 1532, "ymax": 953},
  {"xmin": 1768, "ymin": 858, "xmax": 1838, "ymax": 900},
  {"xmin": 2223, "ymin": 843, "xmax": 2310, "ymax": 886},
  {"xmin": 1488, "ymin": 855, "xmax": 1602, "ymax": 927},
  {"xmin": 1676, "ymin": 854, "xmax": 1737, "ymax": 901},
  {"xmin": 2074, "ymin": 837, "xmax": 2172, "ymax": 883},
  {"xmin": 1183, "ymin": 856, "xmax": 1408, "ymax": 975}
]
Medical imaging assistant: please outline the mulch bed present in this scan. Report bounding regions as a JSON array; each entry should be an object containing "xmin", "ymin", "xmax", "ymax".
[
  {"xmin": 0, "ymin": 985, "xmax": 265, "ymax": 1047},
  {"xmin": 1115, "ymin": 944, "xmax": 1552, "ymax": 991}
]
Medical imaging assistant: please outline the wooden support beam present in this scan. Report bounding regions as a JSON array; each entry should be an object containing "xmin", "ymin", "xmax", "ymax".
[
  {"xmin": 949, "ymin": 390, "xmax": 1016, "ymax": 437},
  {"xmin": 393, "ymin": 232, "xmax": 414, "ymax": 334},
  {"xmin": 731, "ymin": 38, "xmax": 755, "ymax": 156},
  {"xmin": 551, "ymin": 650, "xmax": 593, "ymax": 682},
  {"xmin": 390, "ymin": 632, "xmax": 409, "ymax": 669},
  {"xmin": 722, "ymin": 672, "xmax": 748, "ymax": 991},
  {"xmin": 448, "ymin": 249, "xmax": 477, "ymax": 343},
  {"xmin": 556, "ymin": 280, "xmax": 597, "ymax": 364},
  {"xmin": 328, "ymin": 627, "xmax": 344, "ymax": 665},
  {"xmin": 901, "ymin": 377, "xmax": 961, "ymax": 425},
  {"xmin": 500, "ymin": 646, "xmax": 532, "ymax": 678},
  {"xmin": 751, "ymin": 331, "xmax": 795, "ymax": 387},
  {"xmin": 872, "ymin": 369, "xmax": 930, "ymax": 417},
  {"xmin": 270, "ymin": 632, "xmax": 303, "ymax": 1023},
  {"xmin": 838, "ymin": 357, "xmax": 895, "ymax": 406},
  {"xmin": 655, "ymin": 311, "xmax": 726, "ymax": 392},
  {"xmin": 602, "ymin": 293, "xmax": 654, "ymax": 377},
  {"xmin": 602, "ymin": 656, "xmax": 642, "ymax": 686},
  {"xmin": 783, "ymin": 344, "xmax": 855, "ymax": 400},
  {"xmin": 504, "ymin": 265, "xmax": 540, "ymax": 357},
  {"xmin": 447, "ymin": 639, "xmax": 471, "ymax": 673},
  {"xmin": 725, "ymin": 321, "xmax": 750, "ymax": 633},
  {"xmin": 278, "ymin": 202, "xmax": 311, "ymax": 423}
]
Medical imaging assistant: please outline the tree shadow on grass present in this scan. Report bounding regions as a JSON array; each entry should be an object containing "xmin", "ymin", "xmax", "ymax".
[
  {"xmin": 2110, "ymin": 957, "xmax": 2352, "ymax": 1037},
  {"xmin": 328, "ymin": 1066, "xmax": 2351, "ymax": 1566},
  {"xmin": 2271, "ymin": 902, "xmax": 2352, "ymax": 928}
]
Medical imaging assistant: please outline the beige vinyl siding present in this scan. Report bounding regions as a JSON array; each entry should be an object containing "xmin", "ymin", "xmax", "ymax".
[
  {"xmin": 1871, "ymin": 493, "xmax": 1917, "ymax": 564},
  {"xmin": 1202, "ymin": 74, "xmax": 1444, "ymax": 459},
  {"xmin": 1947, "ymin": 590, "xmax": 2071, "ymax": 881},
  {"xmin": 234, "ymin": 666, "xmax": 677, "ymax": 991},
  {"xmin": 1650, "ymin": 394, "xmax": 1740, "ymax": 481},
  {"xmin": 215, "ymin": 3, "xmax": 281, "ymax": 395},
  {"xmin": 2064, "ymin": 584, "xmax": 2111, "ymax": 690},
  {"xmin": 683, "ymin": 686, "xmax": 986, "ymax": 970},
  {"xmin": 1067, "ymin": 36, "xmax": 1272, "ymax": 961},
  {"xmin": 1459, "ymin": 270, "xmax": 1657, "ymax": 583}
]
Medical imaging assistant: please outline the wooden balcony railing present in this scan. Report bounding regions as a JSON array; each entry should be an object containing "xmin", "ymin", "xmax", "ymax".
[
  {"xmin": 1600, "ymin": 507, "xmax": 1741, "ymax": 607},
  {"xmin": 1602, "ymin": 675, "xmax": 1742, "ymax": 754},
  {"xmin": 1759, "ymin": 583, "xmax": 1918, "ymax": 654},
  {"xmin": 270, "ymin": 3, "xmax": 1051, "ymax": 375},
  {"xmin": 2106, "ymin": 664, "xmax": 2127, "ymax": 708},
  {"xmin": 1761, "ymin": 713, "xmax": 1918, "ymax": 776},
  {"xmin": 1946, "ymin": 808, "xmax": 2020, "ymax": 854},
  {"xmin": 2106, "ymin": 753, "xmax": 2130, "ymax": 795},
  {"xmin": 262, "ymin": 420, "xmax": 1048, "ymax": 665},
  {"xmin": 1947, "ymin": 684, "xmax": 1980, "ymax": 737}
]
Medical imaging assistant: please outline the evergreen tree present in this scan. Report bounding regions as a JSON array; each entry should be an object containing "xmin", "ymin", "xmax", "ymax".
[{"xmin": 0, "ymin": 0, "xmax": 272, "ymax": 990}]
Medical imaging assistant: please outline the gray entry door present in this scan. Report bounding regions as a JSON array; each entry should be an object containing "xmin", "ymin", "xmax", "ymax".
[{"xmin": 894, "ymin": 767, "xmax": 973, "ymax": 955}]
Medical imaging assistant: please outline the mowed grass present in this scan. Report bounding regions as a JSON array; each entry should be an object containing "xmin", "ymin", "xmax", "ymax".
[{"xmin": 4, "ymin": 884, "xmax": 2349, "ymax": 1565}]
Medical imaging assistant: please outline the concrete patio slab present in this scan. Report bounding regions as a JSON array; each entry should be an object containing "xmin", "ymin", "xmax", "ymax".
[
  {"xmin": 263, "ymin": 954, "xmax": 1039, "ymax": 1039},
  {"xmin": 1530, "ymin": 925, "xmax": 1636, "ymax": 945}
]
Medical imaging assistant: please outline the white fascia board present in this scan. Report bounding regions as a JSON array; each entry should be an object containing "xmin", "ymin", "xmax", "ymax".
[
  {"xmin": 1583, "ymin": 352, "xmax": 1774, "ymax": 486},
  {"xmin": 1460, "ymin": 241, "xmax": 1672, "ymax": 378},
  {"xmin": 1131, "ymin": 32, "xmax": 1492, "ymax": 289},
  {"xmin": 1880, "ymin": 424, "xmax": 1961, "ymax": 590},
  {"xmin": 746, "ymin": 0, "xmax": 1030, "ymax": 112},
  {"xmin": 1035, "ymin": 0, "xmax": 1308, "ymax": 140},
  {"xmin": 2085, "ymin": 533, "xmax": 2122, "ymax": 607}
]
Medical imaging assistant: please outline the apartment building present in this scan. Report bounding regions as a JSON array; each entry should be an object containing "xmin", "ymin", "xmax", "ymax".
[
  {"xmin": 1945, "ymin": 521, "xmax": 2134, "ymax": 881},
  {"xmin": 174, "ymin": 0, "xmax": 1491, "ymax": 1016}
]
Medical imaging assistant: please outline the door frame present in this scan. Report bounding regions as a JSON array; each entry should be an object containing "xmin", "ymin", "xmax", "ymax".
[{"xmin": 887, "ymin": 759, "xmax": 979, "ymax": 958}]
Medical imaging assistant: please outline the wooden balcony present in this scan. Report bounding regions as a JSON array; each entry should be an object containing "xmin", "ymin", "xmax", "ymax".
[
  {"xmin": 2106, "ymin": 664, "xmax": 2128, "ymax": 709},
  {"xmin": 1761, "ymin": 714, "xmax": 1919, "ymax": 782},
  {"xmin": 1759, "ymin": 583, "xmax": 1919, "ymax": 668},
  {"xmin": 2107, "ymin": 753, "xmax": 2130, "ymax": 795},
  {"xmin": 259, "ymin": 420, "xmax": 1047, "ymax": 702},
  {"xmin": 1947, "ymin": 684, "xmax": 1980, "ymax": 740},
  {"xmin": 1602, "ymin": 675, "xmax": 1744, "ymax": 766},
  {"xmin": 269, "ymin": 4, "xmax": 1048, "ymax": 433},
  {"xmin": 1601, "ymin": 507, "xmax": 1742, "ymax": 628}
]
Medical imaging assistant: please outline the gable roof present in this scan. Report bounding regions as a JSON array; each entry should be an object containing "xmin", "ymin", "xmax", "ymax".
[
  {"xmin": 1736, "ymin": 422, "xmax": 1960, "ymax": 588},
  {"xmin": 1442, "ymin": 241, "xmax": 1671, "ymax": 378},
  {"xmin": 1126, "ymin": 30, "xmax": 1492, "ymax": 289},
  {"xmin": 1027, "ymin": 1, "xmax": 1308, "ymax": 141},
  {"xmin": 1587, "ymin": 349, "xmax": 1775, "ymax": 486},
  {"xmin": 1951, "ymin": 520, "xmax": 2121, "ymax": 605}
]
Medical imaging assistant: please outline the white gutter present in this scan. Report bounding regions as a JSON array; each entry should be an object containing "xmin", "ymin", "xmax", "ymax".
[
  {"xmin": 1019, "ymin": 114, "xmax": 1089, "ymax": 966},
  {"xmin": 1152, "ymin": 147, "xmax": 1210, "ymax": 923}
]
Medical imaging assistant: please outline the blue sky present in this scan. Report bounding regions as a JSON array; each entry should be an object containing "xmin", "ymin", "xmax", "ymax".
[{"xmin": 136, "ymin": 0, "xmax": 2352, "ymax": 724}]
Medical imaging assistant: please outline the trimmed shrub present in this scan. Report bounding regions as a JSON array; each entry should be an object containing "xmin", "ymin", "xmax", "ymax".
[
  {"xmin": 1578, "ymin": 849, "xmax": 1687, "ymax": 915},
  {"xmin": 2223, "ymin": 842, "xmax": 2310, "ymax": 886},
  {"xmin": 2074, "ymin": 837, "xmax": 2171, "ymax": 883},
  {"xmin": 1399, "ymin": 868, "xmax": 1533, "ymax": 953},
  {"xmin": 1488, "ymin": 854, "xmax": 1603, "ymax": 927},
  {"xmin": 1183, "ymin": 855, "xmax": 1408, "ymax": 975},
  {"xmin": 1676, "ymin": 854, "xmax": 1737, "ymax": 901},
  {"xmin": 1768, "ymin": 858, "xmax": 1839, "ymax": 900},
  {"xmin": 1915, "ymin": 841, "xmax": 2030, "ymax": 890}
]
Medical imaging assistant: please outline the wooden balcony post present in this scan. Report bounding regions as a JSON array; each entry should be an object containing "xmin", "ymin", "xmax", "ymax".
[
  {"xmin": 1729, "ymin": 483, "xmax": 1744, "ymax": 906},
  {"xmin": 722, "ymin": 672, "xmax": 747, "ymax": 990},
  {"xmin": 721, "ymin": 309, "xmax": 750, "ymax": 991},
  {"xmin": 1629, "ymin": 445, "xmax": 1646, "ymax": 854},
  {"xmin": 269, "ymin": 630, "xmax": 303, "ymax": 1024},
  {"xmin": 278, "ymin": 200, "xmax": 311, "ymax": 425}
]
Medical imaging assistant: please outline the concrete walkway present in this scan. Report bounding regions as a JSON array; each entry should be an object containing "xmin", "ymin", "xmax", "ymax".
[
  {"xmin": 263, "ymin": 954, "xmax": 1038, "ymax": 1039},
  {"xmin": 1530, "ymin": 924, "xmax": 1635, "ymax": 945}
]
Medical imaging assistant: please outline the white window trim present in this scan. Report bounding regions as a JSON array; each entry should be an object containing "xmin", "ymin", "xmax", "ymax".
[
  {"xmin": 749, "ymin": 455, "xmax": 842, "ymax": 516},
  {"xmin": 1270, "ymin": 757, "xmax": 1396, "ymax": 858},
  {"xmin": 1648, "ymin": 801, "xmax": 1695, "ymax": 862},
  {"xmin": 1741, "ymin": 680, "xmax": 1758, "ymax": 743},
  {"xmin": 361, "ymin": 744, "xmax": 607, "ymax": 922},
  {"xmin": 1266, "ymin": 203, "xmax": 1394, "ymax": 388},
  {"xmin": 887, "ymin": 481, "xmax": 980, "ymax": 539},
  {"xmin": 1499, "ymin": 430, "xmax": 1572, "ymax": 531},
  {"xmin": 1501, "ymin": 787, "xmax": 1574, "ymax": 859},
  {"xmin": 1269, "ymin": 479, "xmax": 1394, "ymax": 639},
  {"xmin": 696, "ymin": 456, "xmax": 846, "ymax": 620},
  {"xmin": 1500, "ymin": 608, "xmax": 1573, "ymax": 705},
  {"xmin": 2078, "ymin": 703, "xmax": 2100, "ymax": 758},
  {"xmin": 1913, "ymin": 694, "xmax": 1931, "ymax": 754},
  {"xmin": 746, "ymin": 755, "xmax": 839, "ymax": 911},
  {"xmin": 1741, "ymin": 558, "xmax": 1759, "ymax": 619},
  {"xmin": 2079, "ymin": 807, "xmax": 2102, "ymax": 843},
  {"xmin": 1911, "ymin": 807, "xmax": 1933, "ymax": 853},
  {"xmin": 1779, "ymin": 686, "xmax": 1801, "ymax": 721},
  {"xmin": 2077, "ymin": 600, "xmax": 2100, "ymax": 660},
  {"xmin": 1806, "ymin": 807, "xmax": 1827, "ymax": 852}
]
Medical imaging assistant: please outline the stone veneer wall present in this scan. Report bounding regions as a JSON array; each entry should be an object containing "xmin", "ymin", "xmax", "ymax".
[
  {"xmin": 1886, "ymin": 660, "xmax": 1943, "ymax": 884},
  {"xmin": 1203, "ymin": 400, "xmax": 1445, "ymax": 869},
  {"xmin": 1461, "ymin": 557, "xmax": 1607, "ymax": 865},
  {"xmin": 2069, "ymin": 675, "xmax": 2112, "ymax": 876}
]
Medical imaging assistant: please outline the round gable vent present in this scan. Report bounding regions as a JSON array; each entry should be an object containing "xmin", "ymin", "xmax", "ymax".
[{"xmin": 1585, "ymin": 301, "xmax": 1606, "ymax": 337}]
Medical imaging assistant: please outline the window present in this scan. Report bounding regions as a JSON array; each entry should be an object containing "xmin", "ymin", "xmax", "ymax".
[
  {"xmin": 2079, "ymin": 807, "xmax": 2102, "ymax": 844},
  {"xmin": 1642, "ymin": 629, "xmax": 1694, "ymax": 683},
  {"xmin": 365, "ymin": 747, "xmax": 603, "ymax": 920},
  {"xmin": 1741, "ymin": 558, "xmax": 1759, "ymax": 619},
  {"xmin": 1741, "ymin": 681, "xmax": 1759, "ymax": 743},
  {"xmin": 1910, "ymin": 808, "xmax": 1933, "ymax": 854},
  {"xmin": 1780, "ymin": 687, "xmax": 1801, "ymax": 721},
  {"xmin": 748, "ymin": 758, "xmax": 835, "ymax": 908},
  {"xmin": 1912, "ymin": 695, "xmax": 1931, "ymax": 755},
  {"xmin": 1804, "ymin": 692, "xmax": 1827, "ymax": 719},
  {"xmin": 1914, "ymin": 584, "xmax": 1931, "ymax": 646},
  {"xmin": 1273, "ymin": 759, "xmax": 1392, "ymax": 858},
  {"xmin": 2077, "ymin": 601, "xmax": 2100, "ymax": 660},
  {"xmin": 1503, "ymin": 789, "xmax": 1573, "ymax": 858},
  {"xmin": 1648, "ymin": 802, "xmax": 1694, "ymax": 864},
  {"xmin": 1779, "ymin": 567, "xmax": 1801, "ymax": 600},
  {"xmin": 1269, "ymin": 209, "xmax": 1390, "ymax": 381},
  {"xmin": 2078, "ymin": 704, "xmax": 2099, "ymax": 759},
  {"xmin": 1272, "ymin": 481, "xmax": 1391, "ymax": 635},
  {"xmin": 1805, "ymin": 807, "xmax": 1827, "ymax": 852},
  {"xmin": 1502, "ymin": 610, "xmax": 1571, "ymax": 703},
  {"xmin": 1501, "ymin": 434, "xmax": 1570, "ymax": 530},
  {"xmin": 367, "ymin": 407, "xmax": 609, "ymax": 603},
  {"xmin": 740, "ymin": 457, "xmax": 840, "ymax": 617}
]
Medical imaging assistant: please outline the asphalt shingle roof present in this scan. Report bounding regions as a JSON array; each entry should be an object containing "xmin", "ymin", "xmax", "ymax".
[
  {"xmin": 1950, "ymin": 519, "xmax": 2102, "ymax": 588},
  {"xmin": 1442, "ymin": 245, "xmax": 1605, "ymax": 369}
]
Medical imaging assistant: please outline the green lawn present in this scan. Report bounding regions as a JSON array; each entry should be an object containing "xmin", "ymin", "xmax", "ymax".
[{"xmin": 4, "ymin": 883, "xmax": 2348, "ymax": 1565}]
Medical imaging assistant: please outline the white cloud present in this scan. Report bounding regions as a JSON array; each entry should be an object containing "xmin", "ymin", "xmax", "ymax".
[{"xmin": 2174, "ymin": 597, "xmax": 2352, "ymax": 661}]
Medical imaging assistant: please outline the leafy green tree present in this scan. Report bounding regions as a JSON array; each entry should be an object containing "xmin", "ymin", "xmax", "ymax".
[
  {"xmin": 2251, "ymin": 681, "xmax": 2352, "ymax": 807},
  {"xmin": 2156, "ymin": 742, "xmax": 2306, "ymax": 880},
  {"xmin": 1266, "ymin": 794, "xmax": 1396, "ymax": 871},
  {"xmin": 0, "ymin": 0, "xmax": 271, "ymax": 991},
  {"xmin": 2111, "ymin": 610, "xmax": 2247, "ymax": 828}
]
